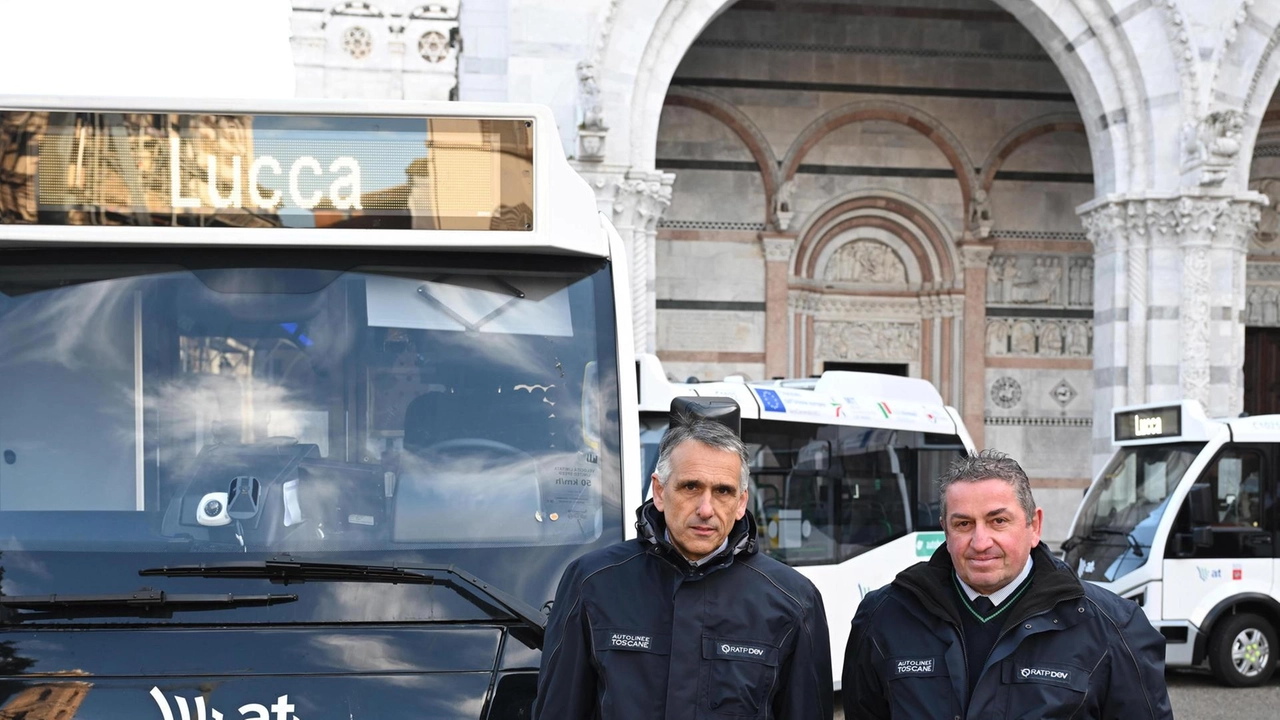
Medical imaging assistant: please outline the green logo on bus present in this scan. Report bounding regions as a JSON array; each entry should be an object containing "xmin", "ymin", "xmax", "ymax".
[{"xmin": 915, "ymin": 532, "xmax": 945, "ymax": 557}]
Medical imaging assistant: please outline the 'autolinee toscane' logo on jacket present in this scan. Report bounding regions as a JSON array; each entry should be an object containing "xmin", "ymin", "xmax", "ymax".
[{"xmin": 611, "ymin": 633, "xmax": 652, "ymax": 649}]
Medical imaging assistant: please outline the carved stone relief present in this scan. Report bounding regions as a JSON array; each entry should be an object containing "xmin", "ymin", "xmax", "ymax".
[
  {"xmin": 1249, "ymin": 178, "xmax": 1280, "ymax": 253},
  {"xmin": 1067, "ymin": 257, "xmax": 1093, "ymax": 306},
  {"xmin": 1182, "ymin": 110, "xmax": 1245, "ymax": 187},
  {"xmin": 823, "ymin": 240, "xmax": 907, "ymax": 285},
  {"xmin": 986, "ymin": 318, "xmax": 1092, "ymax": 357},
  {"xmin": 987, "ymin": 254, "xmax": 1088, "ymax": 306},
  {"xmin": 1246, "ymin": 285, "xmax": 1280, "ymax": 326},
  {"xmin": 814, "ymin": 321, "xmax": 920, "ymax": 363},
  {"xmin": 1050, "ymin": 379, "xmax": 1078, "ymax": 407},
  {"xmin": 990, "ymin": 377, "xmax": 1022, "ymax": 409}
]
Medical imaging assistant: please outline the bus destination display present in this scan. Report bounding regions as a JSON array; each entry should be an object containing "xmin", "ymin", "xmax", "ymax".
[
  {"xmin": 0, "ymin": 111, "xmax": 534, "ymax": 230},
  {"xmin": 1114, "ymin": 405, "xmax": 1182, "ymax": 442}
]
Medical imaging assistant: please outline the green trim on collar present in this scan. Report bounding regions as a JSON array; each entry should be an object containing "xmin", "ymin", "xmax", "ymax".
[{"xmin": 953, "ymin": 574, "xmax": 1032, "ymax": 624}]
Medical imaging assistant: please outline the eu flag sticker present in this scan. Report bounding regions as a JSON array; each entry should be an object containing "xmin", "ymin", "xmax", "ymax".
[{"xmin": 755, "ymin": 388, "xmax": 787, "ymax": 413}]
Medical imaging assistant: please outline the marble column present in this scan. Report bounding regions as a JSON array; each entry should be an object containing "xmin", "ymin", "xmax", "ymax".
[
  {"xmin": 1080, "ymin": 192, "xmax": 1264, "ymax": 471},
  {"xmin": 958, "ymin": 243, "xmax": 994, "ymax": 450},
  {"xmin": 577, "ymin": 165, "xmax": 674, "ymax": 354},
  {"xmin": 760, "ymin": 232, "xmax": 797, "ymax": 380}
]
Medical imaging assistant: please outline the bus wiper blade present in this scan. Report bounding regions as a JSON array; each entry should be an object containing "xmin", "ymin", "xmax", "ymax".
[
  {"xmin": 139, "ymin": 560, "xmax": 546, "ymax": 644},
  {"xmin": 1060, "ymin": 533, "xmax": 1089, "ymax": 552},
  {"xmin": 0, "ymin": 589, "xmax": 297, "ymax": 624},
  {"xmin": 1092, "ymin": 528, "xmax": 1145, "ymax": 557}
]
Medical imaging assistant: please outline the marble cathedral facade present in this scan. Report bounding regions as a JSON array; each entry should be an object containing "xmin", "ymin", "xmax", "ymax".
[{"xmin": 291, "ymin": 0, "xmax": 1280, "ymax": 543}]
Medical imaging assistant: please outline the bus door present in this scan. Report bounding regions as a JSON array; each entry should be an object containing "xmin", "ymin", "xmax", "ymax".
[{"xmin": 1163, "ymin": 443, "xmax": 1276, "ymax": 621}]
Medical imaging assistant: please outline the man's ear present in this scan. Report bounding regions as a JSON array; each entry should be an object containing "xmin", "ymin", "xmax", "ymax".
[
  {"xmin": 735, "ymin": 486, "xmax": 748, "ymax": 521},
  {"xmin": 651, "ymin": 474, "xmax": 665, "ymax": 512}
]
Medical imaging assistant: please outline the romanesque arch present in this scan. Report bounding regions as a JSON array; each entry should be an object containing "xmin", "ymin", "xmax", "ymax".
[
  {"xmin": 778, "ymin": 102, "xmax": 975, "ymax": 218},
  {"xmin": 663, "ymin": 87, "xmax": 779, "ymax": 223}
]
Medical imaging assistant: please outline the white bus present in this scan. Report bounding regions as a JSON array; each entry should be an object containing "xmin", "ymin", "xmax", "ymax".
[
  {"xmin": 1064, "ymin": 400, "xmax": 1280, "ymax": 687},
  {"xmin": 0, "ymin": 98, "xmax": 640, "ymax": 718},
  {"xmin": 638, "ymin": 354, "xmax": 976, "ymax": 689}
]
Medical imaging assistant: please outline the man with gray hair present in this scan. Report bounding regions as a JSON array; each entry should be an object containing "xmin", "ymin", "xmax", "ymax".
[
  {"xmin": 535, "ymin": 413, "xmax": 833, "ymax": 719},
  {"xmin": 843, "ymin": 449, "xmax": 1172, "ymax": 719}
]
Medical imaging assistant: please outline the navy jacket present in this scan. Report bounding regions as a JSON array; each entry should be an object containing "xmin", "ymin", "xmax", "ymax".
[
  {"xmin": 843, "ymin": 543, "xmax": 1173, "ymax": 720},
  {"xmin": 534, "ymin": 500, "xmax": 833, "ymax": 720}
]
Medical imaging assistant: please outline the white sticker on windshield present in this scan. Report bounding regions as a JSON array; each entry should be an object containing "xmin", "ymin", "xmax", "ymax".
[{"xmin": 365, "ymin": 274, "xmax": 572, "ymax": 336}]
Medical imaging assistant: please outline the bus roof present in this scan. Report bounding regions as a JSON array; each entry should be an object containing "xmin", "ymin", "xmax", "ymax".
[
  {"xmin": 637, "ymin": 353, "xmax": 961, "ymax": 436},
  {"xmin": 1111, "ymin": 398, "xmax": 1280, "ymax": 445},
  {"xmin": 0, "ymin": 96, "xmax": 607, "ymax": 256}
]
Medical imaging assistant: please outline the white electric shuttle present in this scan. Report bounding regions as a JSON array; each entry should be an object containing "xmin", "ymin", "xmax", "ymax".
[
  {"xmin": 637, "ymin": 354, "xmax": 976, "ymax": 689},
  {"xmin": 1063, "ymin": 400, "xmax": 1280, "ymax": 686}
]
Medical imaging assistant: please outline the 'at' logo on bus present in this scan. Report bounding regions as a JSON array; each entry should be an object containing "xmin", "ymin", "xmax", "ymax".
[{"xmin": 150, "ymin": 686, "xmax": 302, "ymax": 720}]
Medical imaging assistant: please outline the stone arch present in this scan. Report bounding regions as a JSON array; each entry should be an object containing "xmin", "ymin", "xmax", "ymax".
[
  {"xmin": 979, "ymin": 113, "xmax": 1088, "ymax": 192},
  {"xmin": 662, "ymin": 87, "xmax": 780, "ymax": 223},
  {"xmin": 605, "ymin": 0, "xmax": 1129, "ymax": 194},
  {"xmin": 793, "ymin": 190, "xmax": 958, "ymax": 288},
  {"xmin": 779, "ymin": 101, "xmax": 978, "ymax": 217}
]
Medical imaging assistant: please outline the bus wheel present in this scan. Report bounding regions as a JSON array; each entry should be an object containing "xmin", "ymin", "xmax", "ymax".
[{"xmin": 1208, "ymin": 613, "xmax": 1277, "ymax": 687}]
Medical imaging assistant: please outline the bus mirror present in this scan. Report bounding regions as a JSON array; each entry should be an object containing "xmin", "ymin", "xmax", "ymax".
[
  {"xmin": 671, "ymin": 396, "xmax": 741, "ymax": 437},
  {"xmin": 1187, "ymin": 483, "xmax": 1215, "ymax": 526}
]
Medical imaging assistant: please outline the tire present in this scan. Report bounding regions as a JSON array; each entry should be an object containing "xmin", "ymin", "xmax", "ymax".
[{"xmin": 1207, "ymin": 612, "xmax": 1277, "ymax": 687}]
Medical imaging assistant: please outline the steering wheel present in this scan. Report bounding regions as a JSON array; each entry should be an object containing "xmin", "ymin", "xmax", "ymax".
[{"xmin": 418, "ymin": 438, "xmax": 537, "ymax": 466}]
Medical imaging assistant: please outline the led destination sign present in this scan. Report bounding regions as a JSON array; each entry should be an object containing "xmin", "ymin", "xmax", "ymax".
[
  {"xmin": 1114, "ymin": 405, "xmax": 1183, "ymax": 442},
  {"xmin": 0, "ymin": 110, "xmax": 534, "ymax": 230}
]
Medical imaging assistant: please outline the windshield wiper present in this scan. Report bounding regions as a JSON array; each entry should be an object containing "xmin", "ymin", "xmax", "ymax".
[
  {"xmin": 139, "ymin": 560, "xmax": 546, "ymax": 644},
  {"xmin": 0, "ymin": 588, "xmax": 297, "ymax": 624},
  {"xmin": 1091, "ymin": 528, "xmax": 1146, "ymax": 557},
  {"xmin": 1061, "ymin": 533, "xmax": 1088, "ymax": 553}
]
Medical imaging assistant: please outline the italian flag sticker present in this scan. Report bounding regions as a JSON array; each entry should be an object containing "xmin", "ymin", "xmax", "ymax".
[{"xmin": 877, "ymin": 401, "xmax": 892, "ymax": 418}]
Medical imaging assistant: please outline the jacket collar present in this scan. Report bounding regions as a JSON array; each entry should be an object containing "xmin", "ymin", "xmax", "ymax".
[
  {"xmin": 893, "ymin": 541, "xmax": 1085, "ymax": 629},
  {"xmin": 635, "ymin": 499, "xmax": 758, "ymax": 575}
]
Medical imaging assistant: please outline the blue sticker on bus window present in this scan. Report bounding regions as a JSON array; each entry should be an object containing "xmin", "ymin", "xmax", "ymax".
[{"xmin": 755, "ymin": 388, "xmax": 786, "ymax": 412}]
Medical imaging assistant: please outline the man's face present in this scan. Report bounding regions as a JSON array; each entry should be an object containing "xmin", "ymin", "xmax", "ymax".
[
  {"xmin": 943, "ymin": 478, "xmax": 1042, "ymax": 595},
  {"xmin": 651, "ymin": 440, "xmax": 748, "ymax": 562}
]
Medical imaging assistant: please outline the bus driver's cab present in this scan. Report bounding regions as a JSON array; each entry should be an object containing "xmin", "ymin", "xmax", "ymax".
[{"xmin": 1064, "ymin": 400, "xmax": 1280, "ymax": 687}]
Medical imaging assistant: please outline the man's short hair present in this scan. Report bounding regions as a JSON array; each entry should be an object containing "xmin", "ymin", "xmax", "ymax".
[
  {"xmin": 937, "ymin": 449, "xmax": 1036, "ymax": 525},
  {"xmin": 653, "ymin": 413, "xmax": 750, "ymax": 492}
]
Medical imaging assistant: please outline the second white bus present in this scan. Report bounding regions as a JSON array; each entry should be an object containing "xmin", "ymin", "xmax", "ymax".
[{"xmin": 638, "ymin": 354, "xmax": 975, "ymax": 688}]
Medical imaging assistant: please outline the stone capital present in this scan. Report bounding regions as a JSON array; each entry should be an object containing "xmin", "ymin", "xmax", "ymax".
[
  {"xmin": 610, "ymin": 169, "xmax": 674, "ymax": 233},
  {"xmin": 957, "ymin": 242, "xmax": 995, "ymax": 269},
  {"xmin": 760, "ymin": 233, "xmax": 798, "ymax": 264}
]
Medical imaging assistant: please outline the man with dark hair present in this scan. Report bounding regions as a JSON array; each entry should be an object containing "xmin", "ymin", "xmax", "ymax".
[
  {"xmin": 843, "ymin": 449, "xmax": 1172, "ymax": 719},
  {"xmin": 535, "ymin": 414, "xmax": 833, "ymax": 720}
]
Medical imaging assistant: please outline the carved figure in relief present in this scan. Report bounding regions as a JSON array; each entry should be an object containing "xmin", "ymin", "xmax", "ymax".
[
  {"xmin": 1009, "ymin": 257, "xmax": 1063, "ymax": 305},
  {"xmin": 989, "ymin": 256, "xmax": 1019, "ymax": 304},
  {"xmin": 969, "ymin": 188, "xmax": 993, "ymax": 239},
  {"xmin": 1039, "ymin": 322, "xmax": 1063, "ymax": 357},
  {"xmin": 1266, "ymin": 287, "xmax": 1280, "ymax": 326},
  {"xmin": 577, "ymin": 61, "xmax": 607, "ymax": 132},
  {"xmin": 825, "ymin": 241, "xmax": 906, "ymax": 284},
  {"xmin": 1248, "ymin": 287, "xmax": 1263, "ymax": 325},
  {"xmin": 774, "ymin": 178, "xmax": 796, "ymax": 215},
  {"xmin": 1066, "ymin": 323, "xmax": 1089, "ymax": 357},
  {"xmin": 1011, "ymin": 321, "xmax": 1036, "ymax": 355},
  {"xmin": 1067, "ymin": 258, "xmax": 1094, "ymax": 307},
  {"xmin": 815, "ymin": 321, "xmax": 919, "ymax": 362},
  {"xmin": 987, "ymin": 256, "xmax": 1006, "ymax": 303},
  {"xmin": 1187, "ymin": 110, "xmax": 1245, "ymax": 186},
  {"xmin": 1250, "ymin": 178, "xmax": 1280, "ymax": 246},
  {"xmin": 985, "ymin": 320, "xmax": 1009, "ymax": 356}
]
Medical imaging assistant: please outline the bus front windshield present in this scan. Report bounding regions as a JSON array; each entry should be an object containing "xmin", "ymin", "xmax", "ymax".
[
  {"xmin": 1063, "ymin": 442, "xmax": 1203, "ymax": 582},
  {"xmin": 0, "ymin": 250, "xmax": 621, "ymax": 620}
]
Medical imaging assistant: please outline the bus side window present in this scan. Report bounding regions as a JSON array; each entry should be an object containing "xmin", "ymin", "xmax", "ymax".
[{"xmin": 1200, "ymin": 449, "xmax": 1264, "ymax": 528}]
